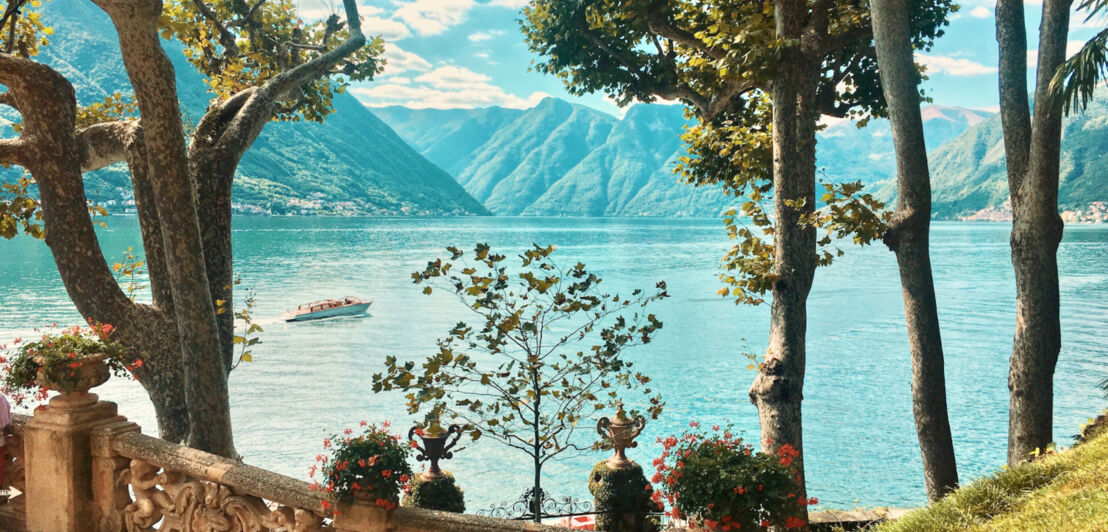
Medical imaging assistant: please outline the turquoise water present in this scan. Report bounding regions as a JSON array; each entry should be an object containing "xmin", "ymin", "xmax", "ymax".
[{"xmin": 1, "ymin": 217, "xmax": 1106, "ymax": 510}]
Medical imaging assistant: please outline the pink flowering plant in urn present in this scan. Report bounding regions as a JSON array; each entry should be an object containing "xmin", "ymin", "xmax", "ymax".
[
  {"xmin": 1, "ymin": 321, "xmax": 141, "ymax": 405},
  {"xmin": 652, "ymin": 423, "xmax": 815, "ymax": 531},
  {"xmin": 310, "ymin": 421, "xmax": 414, "ymax": 512}
]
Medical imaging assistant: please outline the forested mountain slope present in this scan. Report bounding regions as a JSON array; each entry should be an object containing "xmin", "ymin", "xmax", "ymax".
[
  {"xmin": 376, "ymin": 100, "xmax": 991, "ymax": 217},
  {"xmin": 2, "ymin": 0, "xmax": 487, "ymax": 216}
]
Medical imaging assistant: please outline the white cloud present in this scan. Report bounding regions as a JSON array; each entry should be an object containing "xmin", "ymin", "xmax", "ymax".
[
  {"xmin": 1026, "ymin": 41, "xmax": 1090, "ymax": 69},
  {"xmin": 475, "ymin": 51, "xmax": 491, "ymax": 59},
  {"xmin": 354, "ymin": 64, "xmax": 550, "ymax": 109},
  {"xmin": 488, "ymin": 0, "xmax": 530, "ymax": 8},
  {"xmin": 969, "ymin": 6, "xmax": 991, "ymax": 18},
  {"xmin": 353, "ymin": 84, "xmax": 550, "ymax": 109},
  {"xmin": 915, "ymin": 53, "xmax": 998, "ymax": 76},
  {"xmin": 381, "ymin": 43, "xmax": 432, "ymax": 75},
  {"xmin": 383, "ymin": 76, "xmax": 413, "ymax": 84},
  {"xmin": 415, "ymin": 65, "xmax": 491, "ymax": 90},
  {"xmin": 363, "ymin": 17, "xmax": 412, "ymax": 40},
  {"xmin": 1072, "ymin": 11, "xmax": 1107, "ymax": 29},
  {"xmin": 393, "ymin": 0, "xmax": 475, "ymax": 35},
  {"xmin": 468, "ymin": 30, "xmax": 505, "ymax": 42}
]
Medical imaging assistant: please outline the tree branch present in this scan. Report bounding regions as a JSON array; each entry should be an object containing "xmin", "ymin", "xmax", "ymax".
[
  {"xmin": 216, "ymin": 0, "xmax": 365, "ymax": 159},
  {"xmin": 0, "ymin": 137, "xmax": 26, "ymax": 167},
  {"xmin": 645, "ymin": 15, "xmax": 726, "ymax": 61},
  {"xmin": 190, "ymin": 0, "xmax": 240, "ymax": 59},
  {"xmin": 76, "ymin": 120, "xmax": 136, "ymax": 171}
]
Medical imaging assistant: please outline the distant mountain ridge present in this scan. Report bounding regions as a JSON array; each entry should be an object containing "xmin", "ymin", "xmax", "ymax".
[
  {"xmin": 3, "ymin": 0, "xmax": 487, "ymax": 216},
  {"xmin": 375, "ymin": 100, "xmax": 993, "ymax": 217},
  {"xmin": 908, "ymin": 89, "xmax": 1108, "ymax": 219}
]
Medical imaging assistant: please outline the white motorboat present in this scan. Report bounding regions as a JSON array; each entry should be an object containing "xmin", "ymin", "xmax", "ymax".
[{"xmin": 284, "ymin": 296, "xmax": 371, "ymax": 322}]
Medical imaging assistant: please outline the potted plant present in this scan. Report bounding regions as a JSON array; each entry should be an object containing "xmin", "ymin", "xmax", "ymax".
[
  {"xmin": 652, "ymin": 423, "xmax": 815, "ymax": 531},
  {"xmin": 403, "ymin": 423, "xmax": 466, "ymax": 512},
  {"xmin": 310, "ymin": 421, "xmax": 414, "ymax": 515},
  {"xmin": 0, "ymin": 322, "xmax": 139, "ymax": 406}
]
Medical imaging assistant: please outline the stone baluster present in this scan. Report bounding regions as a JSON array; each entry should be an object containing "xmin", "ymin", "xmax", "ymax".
[{"xmin": 23, "ymin": 357, "xmax": 127, "ymax": 532}]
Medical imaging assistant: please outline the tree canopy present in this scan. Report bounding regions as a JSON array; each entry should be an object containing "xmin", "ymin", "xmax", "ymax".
[{"xmin": 522, "ymin": 0, "xmax": 953, "ymax": 304}]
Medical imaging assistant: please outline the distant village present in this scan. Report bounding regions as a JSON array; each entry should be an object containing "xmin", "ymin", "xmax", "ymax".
[
  {"xmin": 963, "ymin": 201, "xmax": 1108, "ymax": 224},
  {"xmin": 97, "ymin": 191, "xmax": 461, "ymax": 217}
]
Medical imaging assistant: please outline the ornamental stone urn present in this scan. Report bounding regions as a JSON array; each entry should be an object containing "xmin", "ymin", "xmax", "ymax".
[
  {"xmin": 408, "ymin": 424, "xmax": 463, "ymax": 480},
  {"xmin": 34, "ymin": 353, "xmax": 110, "ymax": 409},
  {"xmin": 596, "ymin": 402, "xmax": 646, "ymax": 470}
]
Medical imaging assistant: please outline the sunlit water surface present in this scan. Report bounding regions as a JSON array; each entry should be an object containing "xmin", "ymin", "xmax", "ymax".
[{"xmin": 1, "ymin": 217, "xmax": 1105, "ymax": 510}]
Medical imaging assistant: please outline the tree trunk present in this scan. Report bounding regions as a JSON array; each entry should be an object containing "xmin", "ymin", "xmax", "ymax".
[
  {"xmin": 192, "ymin": 153, "xmax": 237, "ymax": 373},
  {"xmin": 749, "ymin": 0, "xmax": 817, "ymax": 520},
  {"xmin": 870, "ymin": 0, "xmax": 960, "ymax": 501},
  {"xmin": 94, "ymin": 0, "xmax": 236, "ymax": 457},
  {"xmin": 996, "ymin": 0, "xmax": 1070, "ymax": 465}
]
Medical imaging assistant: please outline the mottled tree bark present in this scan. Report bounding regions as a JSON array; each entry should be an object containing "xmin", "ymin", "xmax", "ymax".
[
  {"xmin": 748, "ymin": 0, "xmax": 818, "ymax": 520},
  {"xmin": 0, "ymin": 56, "xmax": 191, "ymax": 443},
  {"xmin": 93, "ymin": 0, "xmax": 236, "ymax": 456},
  {"xmin": 2, "ymin": 0, "xmax": 366, "ymax": 456},
  {"xmin": 996, "ymin": 0, "xmax": 1070, "ymax": 465},
  {"xmin": 870, "ymin": 0, "xmax": 959, "ymax": 501}
]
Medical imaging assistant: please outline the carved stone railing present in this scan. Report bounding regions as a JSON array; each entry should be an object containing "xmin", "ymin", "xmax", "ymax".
[
  {"xmin": 8, "ymin": 380, "xmax": 567, "ymax": 532},
  {"xmin": 92, "ymin": 428, "xmax": 568, "ymax": 532},
  {"xmin": 97, "ymin": 428, "xmax": 329, "ymax": 531}
]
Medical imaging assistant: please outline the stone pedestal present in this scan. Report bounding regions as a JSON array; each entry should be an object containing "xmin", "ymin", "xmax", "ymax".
[
  {"xmin": 23, "ymin": 392, "xmax": 126, "ymax": 532},
  {"xmin": 332, "ymin": 499, "xmax": 391, "ymax": 531},
  {"xmin": 588, "ymin": 461, "xmax": 659, "ymax": 532}
]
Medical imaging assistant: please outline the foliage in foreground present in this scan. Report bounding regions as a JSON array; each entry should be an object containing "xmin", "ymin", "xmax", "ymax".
[
  {"xmin": 402, "ymin": 471, "xmax": 466, "ymax": 513},
  {"xmin": 373, "ymin": 243, "xmax": 666, "ymax": 494},
  {"xmin": 310, "ymin": 422, "xmax": 413, "ymax": 511},
  {"xmin": 0, "ymin": 322, "xmax": 140, "ymax": 404},
  {"xmin": 876, "ymin": 424, "xmax": 1108, "ymax": 531},
  {"xmin": 652, "ymin": 423, "xmax": 813, "ymax": 530}
]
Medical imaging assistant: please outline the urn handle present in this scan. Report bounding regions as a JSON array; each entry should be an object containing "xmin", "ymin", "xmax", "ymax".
[
  {"xmin": 629, "ymin": 416, "xmax": 647, "ymax": 441},
  {"xmin": 596, "ymin": 416, "xmax": 612, "ymax": 442},
  {"xmin": 441, "ymin": 424, "xmax": 463, "ymax": 459},
  {"xmin": 407, "ymin": 426, "xmax": 427, "ymax": 457}
]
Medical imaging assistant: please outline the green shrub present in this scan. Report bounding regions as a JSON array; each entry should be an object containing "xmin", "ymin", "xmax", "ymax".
[
  {"xmin": 589, "ymin": 461, "xmax": 660, "ymax": 532},
  {"xmin": 403, "ymin": 471, "xmax": 465, "ymax": 513},
  {"xmin": 652, "ymin": 423, "xmax": 814, "ymax": 530},
  {"xmin": 310, "ymin": 422, "xmax": 413, "ymax": 512}
]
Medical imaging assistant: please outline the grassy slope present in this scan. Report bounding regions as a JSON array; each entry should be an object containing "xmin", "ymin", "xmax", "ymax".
[{"xmin": 877, "ymin": 424, "xmax": 1108, "ymax": 531}]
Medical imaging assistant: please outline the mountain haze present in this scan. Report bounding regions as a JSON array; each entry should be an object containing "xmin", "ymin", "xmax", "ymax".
[
  {"xmin": 913, "ymin": 90, "xmax": 1108, "ymax": 219},
  {"xmin": 5, "ymin": 0, "xmax": 487, "ymax": 216},
  {"xmin": 375, "ymin": 100, "xmax": 992, "ymax": 217}
]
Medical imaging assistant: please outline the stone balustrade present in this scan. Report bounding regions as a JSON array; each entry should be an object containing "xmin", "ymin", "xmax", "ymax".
[{"xmin": 0, "ymin": 392, "xmax": 567, "ymax": 532}]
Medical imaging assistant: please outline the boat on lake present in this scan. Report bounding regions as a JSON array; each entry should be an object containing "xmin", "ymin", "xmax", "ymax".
[{"xmin": 284, "ymin": 296, "xmax": 371, "ymax": 322}]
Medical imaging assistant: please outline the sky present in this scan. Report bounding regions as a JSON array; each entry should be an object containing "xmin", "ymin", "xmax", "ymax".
[{"xmin": 300, "ymin": 0, "xmax": 1107, "ymax": 115}]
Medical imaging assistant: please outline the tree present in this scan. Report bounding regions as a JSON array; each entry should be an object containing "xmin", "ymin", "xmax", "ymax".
[
  {"xmin": 1049, "ymin": 0, "xmax": 1108, "ymax": 114},
  {"xmin": 995, "ymin": 0, "xmax": 1071, "ymax": 465},
  {"xmin": 869, "ymin": 0, "xmax": 959, "ymax": 500},
  {"xmin": 372, "ymin": 244, "xmax": 666, "ymax": 522},
  {"xmin": 0, "ymin": 0, "xmax": 381, "ymax": 456},
  {"xmin": 520, "ymin": 0, "xmax": 953, "ymax": 513}
]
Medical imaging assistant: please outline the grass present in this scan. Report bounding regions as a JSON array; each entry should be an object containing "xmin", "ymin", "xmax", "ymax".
[{"xmin": 876, "ymin": 415, "xmax": 1108, "ymax": 532}]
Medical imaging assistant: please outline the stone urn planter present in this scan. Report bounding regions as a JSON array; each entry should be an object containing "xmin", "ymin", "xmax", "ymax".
[
  {"xmin": 407, "ymin": 424, "xmax": 463, "ymax": 481},
  {"xmin": 33, "ymin": 353, "xmax": 111, "ymax": 409}
]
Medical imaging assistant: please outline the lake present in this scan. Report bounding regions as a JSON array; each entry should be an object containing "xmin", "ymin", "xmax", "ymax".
[{"xmin": 1, "ymin": 216, "xmax": 1105, "ymax": 510}]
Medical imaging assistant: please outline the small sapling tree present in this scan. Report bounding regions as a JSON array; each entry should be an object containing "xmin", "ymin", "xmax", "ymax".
[{"xmin": 373, "ymin": 243, "xmax": 667, "ymax": 521}]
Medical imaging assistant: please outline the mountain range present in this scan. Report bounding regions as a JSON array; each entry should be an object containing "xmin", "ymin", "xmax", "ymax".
[
  {"xmin": 915, "ymin": 90, "xmax": 1108, "ymax": 219},
  {"xmin": 5, "ymin": 0, "xmax": 1103, "ymax": 221},
  {"xmin": 374, "ymin": 101, "xmax": 999, "ymax": 217},
  {"xmin": 3, "ymin": 0, "xmax": 487, "ymax": 216}
]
